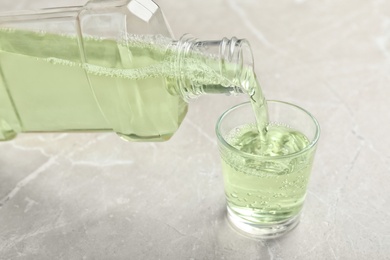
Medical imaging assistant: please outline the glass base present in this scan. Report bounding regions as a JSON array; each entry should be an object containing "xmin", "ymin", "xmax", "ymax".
[{"xmin": 226, "ymin": 206, "xmax": 301, "ymax": 239}]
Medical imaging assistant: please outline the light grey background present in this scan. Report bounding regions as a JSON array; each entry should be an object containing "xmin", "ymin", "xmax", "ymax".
[{"xmin": 1, "ymin": 0, "xmax": 390, "ymax": 259}]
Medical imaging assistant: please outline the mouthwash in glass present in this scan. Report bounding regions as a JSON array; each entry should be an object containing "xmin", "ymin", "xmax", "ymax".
[{"xmin": 221, "ymin": 123, "xmax": 313, "ymax": 223}]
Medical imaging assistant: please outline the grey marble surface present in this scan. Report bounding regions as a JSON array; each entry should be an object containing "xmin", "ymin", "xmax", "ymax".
[{"xmin": 1, "ymin": 0, "xmax": 390, "ymax": 259}]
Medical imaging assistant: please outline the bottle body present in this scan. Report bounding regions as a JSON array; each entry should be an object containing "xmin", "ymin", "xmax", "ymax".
[{"xmin": 0, "ymin": 0, "xmax": 188, "ymax": 141}]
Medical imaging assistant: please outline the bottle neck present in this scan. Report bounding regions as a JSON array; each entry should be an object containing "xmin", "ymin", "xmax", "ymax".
[{"xmin": 169, "ymin": 35, "xmax": 256, "ymax": 101}]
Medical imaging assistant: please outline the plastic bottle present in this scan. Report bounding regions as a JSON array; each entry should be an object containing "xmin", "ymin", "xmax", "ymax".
[{"xmin": 0, "ymin": 0, "xmax": 255, "ymax": 141}]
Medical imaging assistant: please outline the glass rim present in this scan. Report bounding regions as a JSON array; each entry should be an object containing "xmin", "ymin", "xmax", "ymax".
[{"xmin": 215, "ymin": 100, "xmax": 321, "ymax": 160}]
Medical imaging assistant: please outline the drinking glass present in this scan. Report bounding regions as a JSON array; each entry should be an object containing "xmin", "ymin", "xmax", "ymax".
[{"xmin": 216, "ymin": 100, "xmax": 320, "ymax": 239}]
